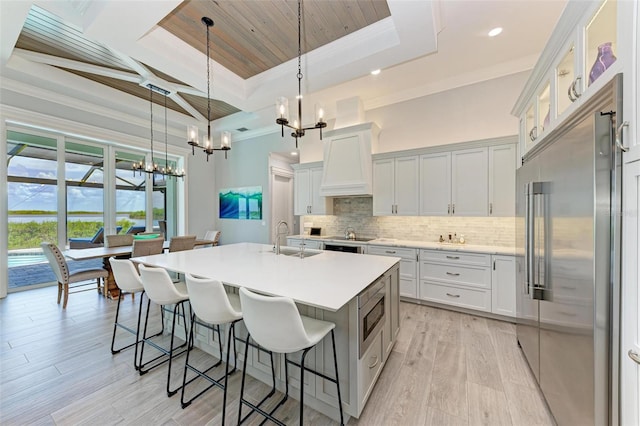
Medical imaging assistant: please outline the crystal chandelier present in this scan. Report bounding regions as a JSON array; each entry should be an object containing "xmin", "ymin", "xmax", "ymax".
[
  {"xmin": 275, "ymin": 0, "xmax": 326, "ymax": 148},
  {"xmin": 186, "ymin": 16, "xmax": 231, "ymax": 161},
  {"xmin": 133, "ymin": 84, "xmax": 185, "ymax": 178}
]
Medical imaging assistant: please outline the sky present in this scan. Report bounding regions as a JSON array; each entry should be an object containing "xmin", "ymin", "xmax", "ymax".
[{"xmin": 8, "ymin": 155, "xmax": 152, "ymax": 212}]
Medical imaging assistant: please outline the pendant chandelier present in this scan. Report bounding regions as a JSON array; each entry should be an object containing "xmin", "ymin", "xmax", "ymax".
[
  {"xmin": 186, "ymin": 16, "xmax": 231, "ymax": 161},
  {"xmin": 275, "ymin": 0, "xmax": 326, "ymax": 148},
  {"xmin": 133, "ymin": 84, "xmax": 186, "ymax": 179}
]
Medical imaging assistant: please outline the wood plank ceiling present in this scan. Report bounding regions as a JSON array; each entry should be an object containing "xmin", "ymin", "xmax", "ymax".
[{"xmin": 13, "ymin": 1, "xmax": 390, "ymax": 120}]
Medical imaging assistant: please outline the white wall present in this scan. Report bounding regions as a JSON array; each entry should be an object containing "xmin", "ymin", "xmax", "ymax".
[
  {"xmin": 213, "ymin": 132, "xmax": 298, "ymax": 245},
  {"xmin": 299, "ymin": 71, "xmax": 528, "ymax": 162}
]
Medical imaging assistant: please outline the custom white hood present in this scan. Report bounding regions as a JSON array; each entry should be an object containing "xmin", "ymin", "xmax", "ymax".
[{"xmin": 319, "ymin": 121, "xmax": 380, "ymax": 197}]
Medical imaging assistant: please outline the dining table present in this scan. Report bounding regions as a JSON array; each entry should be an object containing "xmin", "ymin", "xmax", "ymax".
[{"xmin": 63, "ymin": 239, "xmax": 215, "ymax": 298}]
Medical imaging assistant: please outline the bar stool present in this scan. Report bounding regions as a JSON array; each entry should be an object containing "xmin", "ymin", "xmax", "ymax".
[
  {"xmin": 108, "ymin": 258, "xmax": 163, "ymax": 368},
  {"xmin": 181, "ymin": 274, "xmax": 242, "ymax": 424},
  {"xmin": 237, "ymin": 287, "xmax": 344, "ymax": 426},
  {"xmin": 138, "ymin": 264, "xmax": 190, "ymax": 397}
]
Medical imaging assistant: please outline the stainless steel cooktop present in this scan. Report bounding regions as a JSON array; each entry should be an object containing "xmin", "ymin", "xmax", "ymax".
[{"xmin": 325, "ymin": 236, "xmax": 376, "ymax": 242}]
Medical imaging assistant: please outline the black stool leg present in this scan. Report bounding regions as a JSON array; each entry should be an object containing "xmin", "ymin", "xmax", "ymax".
[
  {"xmin": 180, "ymin": 311, "xmax": 197, "ymax": 407},
  {"xmin": 110, "ymin": 289, "xmax": 124, "ymax": 353},
  {"xmin": 138, "ymin": 298, "xmax": 152, "ymax": 373},
  {"xmin": 237, "ymin": 333, "xmax": 251, "ymax": 425},
  {"xmin": 299, "ymin": 348, "xmax": 311, "ymax": 426},
  {"xmin": 331, "ymin": 330, "xmax": 344, "ymax": 426}
]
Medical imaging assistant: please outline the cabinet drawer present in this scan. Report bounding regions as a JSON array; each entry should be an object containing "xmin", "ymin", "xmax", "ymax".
[
  {"xmin": 420, "ymin": 250, "xmax": 491, "ymax": 267},
  {"xmin": 368, "ymin": 246, "xmax": 416, "ymax": 261},
  {"xmin": 359, "ymin": 331, "xmax": 383, "ymax": 403},
  {"xmin": 420, "ymin": 262, "xmax": 490, "ymax": 289},
  {"xmin": 420, "ymin": 281, "xmax": 491, "ymax": 312},
  {"xmin": 399, "ymin": 278, "xmax": 417, "ymax": 298}
]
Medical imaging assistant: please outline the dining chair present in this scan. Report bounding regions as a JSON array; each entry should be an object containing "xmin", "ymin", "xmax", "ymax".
[
  {"xmin": 105, "ymin": 234, "xmax": 134, "ymax": 248},
  {"xmin": 40, "ymin": 242, "xmax": 109, "ymax": 309},
  {"xmin": 237, "ymin": 287, "xmax": 344, "ymax": 426},
  {"xmin": 203, "ymin": 230, "xmax": 221, "ymax": 246},
  {"xmin": 181, "ymin": 274, "xmax": 242, "ymax": 423},
  {"xmin": 131, "ymin": 237, "xmax": 164, "ymax": 258},
  {"xmin": 169, "ymin": 235, "xmax": 197, "ymax": 252},
  {"xmin": 138, "ymin": 264, "xmax": 190, "ymax": 397}
]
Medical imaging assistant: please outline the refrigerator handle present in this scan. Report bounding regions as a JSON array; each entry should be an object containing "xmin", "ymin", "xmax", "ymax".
[{"xmin": 524, "ymin": 183, "xmax": 533, "ymax": 295}]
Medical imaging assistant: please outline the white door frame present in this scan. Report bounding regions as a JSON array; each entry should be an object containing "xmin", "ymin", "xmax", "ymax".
[{"xmin": 269, "ymin": 165, "xmax": 294, "ymax": 244}]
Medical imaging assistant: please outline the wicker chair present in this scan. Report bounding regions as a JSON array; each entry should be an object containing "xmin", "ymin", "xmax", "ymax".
[
  {"xmin": 41, "ymin": 242, "xmax": 109, "ymax": 309},
  {"xmin": 203, "ymin": 230, "xmax": 221, "ymax": 246},
  {"xmin": 131, "ymin": 237, "xmax": 165, "ymax": 258},
  {"xmin": 105, "ymin": 234, "xmax": 134, "ymax": 248},
  {"xmin": 168, "ymin": 235, "xmax": 197, "ymax": 253}
]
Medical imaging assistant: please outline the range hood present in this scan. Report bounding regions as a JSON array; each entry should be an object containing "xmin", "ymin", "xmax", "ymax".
[{"xmin": 319, "ymin": 122, "xmax": 380, "ymax": 197}]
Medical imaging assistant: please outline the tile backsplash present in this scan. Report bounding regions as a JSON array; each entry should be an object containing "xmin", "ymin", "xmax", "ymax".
[{"xmin": 303, "ymin": 197, "xmax": 515, "ymax": 247}]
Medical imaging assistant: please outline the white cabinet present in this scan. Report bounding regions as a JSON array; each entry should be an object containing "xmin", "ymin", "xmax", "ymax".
[
  {"xmin": 368, "ymin": 245, "xmax": 418, "ymax": 298},
  {"xmin": 419, "ymin": 152, "xmax": 451, "ymax": 216},
  {"xmin": 293, "ymin": 164, "xmax": 333, "ymax": 215},
  {"xmin": 372, "ymin": 156, "xmax": 419, "ymax": 216},
  {"xmin": 514, "ymin": 0, "xmax": 635, "ymax": 160},
  {"xmin": 451, "ymin": 148, "xmax": 488, "ymax": 216},
  {"xmin": 491, "ymin": 255, "xmax": 516, "ymax": 317},
  {"xmin": 488, "ymin": 144, "xmax": 516, "ymax": 216},
  {"xmin": 420, "ymin": 148, "xmax": 489, "ymax": 216},
  {"xmin": 286, "ymin": 237, "xmax": 323, "ymax": 250},
  {"xmin": 419, "ymin": 249, "xmax": 492, "ymax": 312}
]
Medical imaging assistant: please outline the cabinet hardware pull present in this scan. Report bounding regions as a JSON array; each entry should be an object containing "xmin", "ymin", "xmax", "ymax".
[
  {"xmin": 629, "ymin": 350, "xmax": 640, "ymax": 365},
  {"xmin": 446, "ymin": 255, "xmax": 460, "ymax": 260},
  {"xmin": 385, "ymin": 250, "xmax": 396, "ymax": 254},
  {"xmin": 446, "ymin": 272, "xmax": 460, "ymax": 276},
  {"xmin": 489, "ymin": 203, "xmax": 493, "ymax": 215},
  {"xmin": 493, "ymin": 260, "xmax": 496, "ymax": 270},
  {"xmin": 446, "ymin": 293, "xmax": 460, "ymax": 298},
  {"xmin": 571, "ymin": 76, "xmax": 582, "ymax": 100},
  {"xmin": 452, "ymin": 204, "xmax": 455, "ymax": 214},
  {"xmin": 568, "ymin": 80, "xmax": 576, "ymax": 102},
  {"xmin": 368, "ymin": 355, "xmax": 379, "ymax": 369},
  {"xmin": 447, "ymin": 204, "xmax": 450, "ymax": 214},
  {"xmin": 559, "ymin": 285, "xmax": 576, "ymax": 290}
]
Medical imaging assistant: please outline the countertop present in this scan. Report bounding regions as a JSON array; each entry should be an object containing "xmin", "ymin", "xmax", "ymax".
[
  {"xmin": 132, "ymin": 242, "xmax": 400, "ymax": 312},
  {"xmin": 287, "ymin": 235, "xmax": 516, "ymax": 256}
]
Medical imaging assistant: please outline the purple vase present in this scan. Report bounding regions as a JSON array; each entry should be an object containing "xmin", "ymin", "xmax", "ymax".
[{"xmin": 589, "ymin": 42, "xmax": 616, "ymax": 85}]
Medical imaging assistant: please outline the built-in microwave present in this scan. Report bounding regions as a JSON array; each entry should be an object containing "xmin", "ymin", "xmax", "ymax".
[
  {"xmin": 358, "ymin": 279, "xmax": 385, "ymax": 358},
  {"xmin": 324, "ymin": 243, "xmax": 365, "ymax": 254}
]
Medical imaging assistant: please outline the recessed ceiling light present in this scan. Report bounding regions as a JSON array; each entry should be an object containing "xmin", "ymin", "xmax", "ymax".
[
  {"xmin": 291, "ymin": 151, "xmax": 298, "ymax": 156},
  {"xmin": 370, "ymin": 69, "xmax": 381, "ymax": 76},
  {"xmin": 488, "ymin": 27, "xmax": 503, "ymax": 37}
]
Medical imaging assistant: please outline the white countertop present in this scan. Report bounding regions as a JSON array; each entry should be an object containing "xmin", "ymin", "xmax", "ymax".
[
  {"xmin": 288, "ymin": 235, "xmax": 516, "ymax": 256},
  {"xmin": 132, "ymin": 242, "xmax": 399, "ymax": 312}
]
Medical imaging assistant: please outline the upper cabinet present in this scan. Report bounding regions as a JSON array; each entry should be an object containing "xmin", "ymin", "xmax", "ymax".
[
  {"xmin": 488, "ymin": 144, "xmax": 516, "ymax": 216},
  {"xmin": 419, "ymin": 148, "xmax": 488, "ymax": 216},
  {"xmin": 293, "ymin": 163, "xmax": 333, "ymax": 216},
  {"xmin": 512, "ymin": 0, "xmax": 636, "ymax": 161},
  {"xmin": 373, "ymin": 156, "xmax": 419, "ymax": 216}
]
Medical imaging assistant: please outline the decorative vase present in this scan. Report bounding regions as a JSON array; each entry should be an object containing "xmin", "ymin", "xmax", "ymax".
[
  {"xmin": 543, "ymin": 107, "xmax": 550, "ymax": 131},
  {"xmin": 588, "ymin": 42, "xmax": 616, "ymax": 85}
]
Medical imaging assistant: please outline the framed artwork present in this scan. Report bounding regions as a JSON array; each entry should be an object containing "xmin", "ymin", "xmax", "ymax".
[{"xmin": 219, "ymin": 186, "xmax": 263, "ymax": 220}]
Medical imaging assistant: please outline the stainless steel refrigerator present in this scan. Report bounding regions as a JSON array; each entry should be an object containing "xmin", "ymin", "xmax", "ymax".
[{"xmin": 516, "ymin": 75, "xmax": 623, "ymax": 426}]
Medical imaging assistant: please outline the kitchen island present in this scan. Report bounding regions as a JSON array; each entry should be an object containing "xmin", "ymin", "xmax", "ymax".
[{"xmin": 132, "ymin": 242, "xmax": 400, "ymax": 421}]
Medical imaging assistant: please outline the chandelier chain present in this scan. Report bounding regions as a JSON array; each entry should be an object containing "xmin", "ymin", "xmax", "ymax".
[
  {"xmin": 149, "ymin": 85, "xmax": 154, "ymax": 169},
  {"xmin": 206, "ymin": 19, "xmax": 212, "ymax": 144}
]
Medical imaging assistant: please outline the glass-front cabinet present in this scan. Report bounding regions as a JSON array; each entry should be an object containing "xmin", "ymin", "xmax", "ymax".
[{"xmin": 516, "ymin": 0, "xmax": 627, "ymax": 159}]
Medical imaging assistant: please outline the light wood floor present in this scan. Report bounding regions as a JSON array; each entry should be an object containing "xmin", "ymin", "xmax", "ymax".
[{"xmin": 0, "ymin": 286, "xmax": 555, "ymax": 425}]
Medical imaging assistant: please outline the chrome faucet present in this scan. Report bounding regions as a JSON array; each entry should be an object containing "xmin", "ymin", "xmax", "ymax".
[{"xmin": 274, "ymin": 220, "xmax": 289, "ymax": 255}]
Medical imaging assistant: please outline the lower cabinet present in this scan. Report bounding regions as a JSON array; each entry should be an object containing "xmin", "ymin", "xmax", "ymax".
[
  {"xmin": 418, "ymin": 250, "xmax": 516, "ymax": 318},
  {"xmin": 286, "ymin": 237, "xmax": 324, "ymax": 250},
  {"xmin": 367, "ymin": 245, "xmax": 418, "ymax": 298},
  {"xmin": 491, "ymin": 255, "xmax": 516, "ymax": 317}
]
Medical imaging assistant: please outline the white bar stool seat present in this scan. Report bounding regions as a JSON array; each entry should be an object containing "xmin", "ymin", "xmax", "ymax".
[
  {"xmin": 138, "ymin": 264, "xmax": 190, "ymax": 397},
  {"xmin": 237, "ymin": 287, "xmax": 344, "ymax": 426},
  {"xmin": 181, "ymin": 274, "xmax": 242, "ymax": 425}
]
